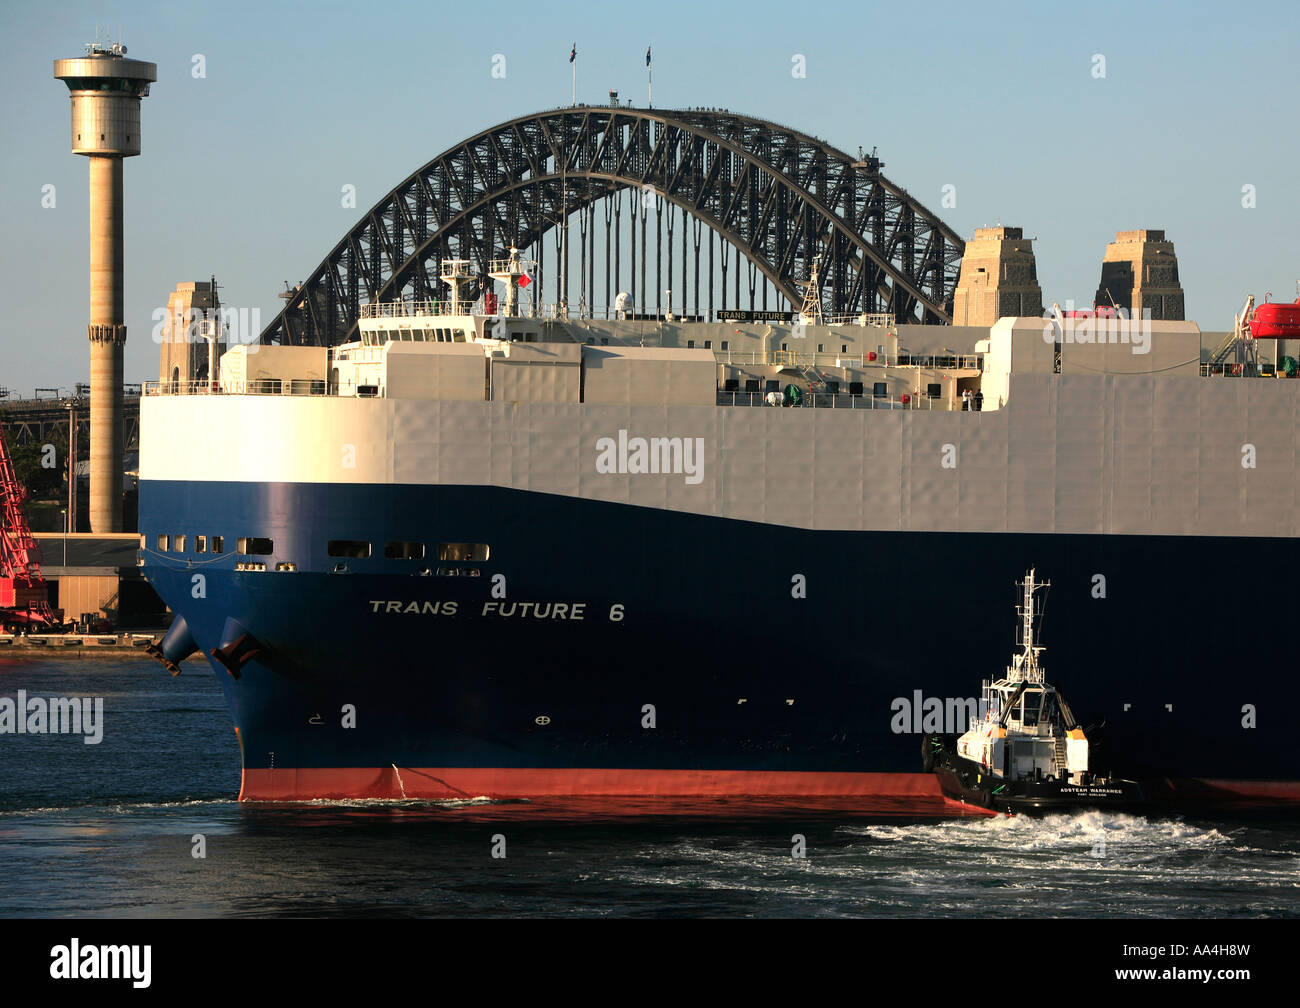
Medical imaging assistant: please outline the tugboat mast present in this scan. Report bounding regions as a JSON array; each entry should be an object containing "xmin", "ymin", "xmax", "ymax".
[{"xmin": 1011, "ymin": 567, "xmax": 1049, "ymax": 684}]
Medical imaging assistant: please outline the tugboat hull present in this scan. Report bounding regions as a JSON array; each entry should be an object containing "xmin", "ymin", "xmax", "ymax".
[{"xmin": 926, "ymin": 734, "xmax": 1146, "ymax": 814}]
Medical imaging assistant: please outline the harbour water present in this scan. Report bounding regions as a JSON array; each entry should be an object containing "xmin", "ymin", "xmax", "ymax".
[{"xmin": 1, "ymin": 657, "xmax": 1297, "ymax": 918}]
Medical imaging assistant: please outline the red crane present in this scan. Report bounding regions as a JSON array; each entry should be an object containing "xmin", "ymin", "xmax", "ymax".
[{"xmin": 0, "ymin": 422, "xmax": 62, "ymax": 630}]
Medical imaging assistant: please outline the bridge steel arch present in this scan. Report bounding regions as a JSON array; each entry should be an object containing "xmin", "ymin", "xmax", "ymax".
[{"xmin": 259, "ymin": 107, "xmax": 966, "ymax": 347}]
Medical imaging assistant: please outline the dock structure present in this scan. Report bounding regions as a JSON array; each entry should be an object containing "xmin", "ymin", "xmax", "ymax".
[{"xmin": 31, "ymin": 532, "xmax": 166, "ymax": 630}]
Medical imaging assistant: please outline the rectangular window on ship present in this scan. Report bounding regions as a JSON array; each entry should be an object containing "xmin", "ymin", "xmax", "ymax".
[
  {"xmin": 238, "ymin": 537, "xmax": 274, "ymax": 556},
  {"xmin": 385, "ymin": 541, "xmax": 424, "ymax": 559},
  {"xmin": 437, "ymin": 542, "xmax": 490, "ymax": 562},
  {"xmin": 195, "ymin": 536, "xmax": 207, "ymax": 553},
  {"xmin": 211, "ymin": 536, "xmax": 224, "ymax": 554},
  {"xmin": 328, "ymin": 540, "xmax": 371, "ymax": 558}
]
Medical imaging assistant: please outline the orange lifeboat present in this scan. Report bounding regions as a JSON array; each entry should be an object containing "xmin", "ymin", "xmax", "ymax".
[{"xmin": 1252, "ymin": 298, "xmax": 1300, "ymax": 339}]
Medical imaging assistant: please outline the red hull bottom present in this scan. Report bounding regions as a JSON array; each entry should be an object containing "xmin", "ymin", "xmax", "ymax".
[{"xmin": 238, "ymin": 766, "xmax": 1300, "ymax": 814}]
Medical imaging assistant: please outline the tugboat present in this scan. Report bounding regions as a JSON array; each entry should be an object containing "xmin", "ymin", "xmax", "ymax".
[{"xmin": 924, "ymin": 569, "xmax": 1144, "ymax": 813}]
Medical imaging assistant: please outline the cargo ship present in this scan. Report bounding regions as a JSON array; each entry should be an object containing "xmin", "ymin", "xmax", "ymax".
[{"xmin": 139, "ymin": 242, "xmax": 1300, "ymax": 809}]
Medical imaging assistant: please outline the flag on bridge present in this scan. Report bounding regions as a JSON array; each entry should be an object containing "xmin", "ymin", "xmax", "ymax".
[
  {"xmin": 646, "ymin": 46, "xmax": 651, "ymax": 67},
  {"xmin": 569, "ymin": 44, "xmax": 578, "ymax": 107}
]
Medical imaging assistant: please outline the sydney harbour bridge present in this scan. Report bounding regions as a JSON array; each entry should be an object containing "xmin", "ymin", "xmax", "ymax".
[{"xmin": 259, "ymin": 105, "xmax": 965, "ymax": 347}]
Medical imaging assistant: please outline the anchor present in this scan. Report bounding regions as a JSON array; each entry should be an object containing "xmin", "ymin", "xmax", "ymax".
[{"xmin": 209, "ymin": 618, "xmax": 265, "ymax": 680}]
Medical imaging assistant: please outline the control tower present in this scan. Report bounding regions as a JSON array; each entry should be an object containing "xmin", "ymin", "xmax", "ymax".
[{"xmin": 54, "ymin": 41, "xmax": 156, "ymax": 533}]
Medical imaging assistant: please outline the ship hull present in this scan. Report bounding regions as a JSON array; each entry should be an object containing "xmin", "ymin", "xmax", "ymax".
[
  {"xmin": 929, "ymin": 741, "xmax": 1149, "ymax": 814},
  {"xmin": 141, "ymin": 478, "xmax": 1300, "ymax": 808}
]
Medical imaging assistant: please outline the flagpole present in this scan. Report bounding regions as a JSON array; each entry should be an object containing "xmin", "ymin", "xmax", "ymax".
[
  {"xmin": 648, "ymin": 63, "xmax": 652, "ymax": 108},
  {"xmin": 572, "ymin": 50, "xmax": 576, "ymax": 106}
]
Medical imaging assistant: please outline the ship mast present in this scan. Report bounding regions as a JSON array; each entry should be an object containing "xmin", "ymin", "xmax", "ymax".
[
  {"xmin": 798, "ymin": 260, "xmax": 824, "ymax": 326},
  {"xmin": 1010, "ymin": 567, "xmax": 1048, "ymax": 683}
]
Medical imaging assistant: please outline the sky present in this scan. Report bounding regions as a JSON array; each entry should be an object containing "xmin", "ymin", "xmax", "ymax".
[{"xmin": 1, "ymin": 0, "xmax": 1298, "ymax": 394}]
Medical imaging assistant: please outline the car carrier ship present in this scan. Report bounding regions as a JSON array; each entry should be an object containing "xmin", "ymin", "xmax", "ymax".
[{"xmin": 138, "ymin": 241, "xmax": 1300, "ymax": 809}]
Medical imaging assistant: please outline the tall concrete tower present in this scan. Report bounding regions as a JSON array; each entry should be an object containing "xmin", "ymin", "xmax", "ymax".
[{"xmin": 54, "ymin": 41, "xmax": 156, "ymax": 533}]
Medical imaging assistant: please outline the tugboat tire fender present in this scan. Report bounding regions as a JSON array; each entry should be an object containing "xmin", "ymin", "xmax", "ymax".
[{"xmin": 922, "ymin": 734, "xmax": 938, "ymax": 773}]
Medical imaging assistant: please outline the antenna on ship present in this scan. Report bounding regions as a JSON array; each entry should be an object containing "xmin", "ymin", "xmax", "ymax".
[
  {"xmin": 488, "ymin": 248, "xmax": 536, "ymax": 318},
  {"xmin": 1010, "ymin": 568, "xmax": 1049, "ymax": 683},
  {"xmin": 798, "ymin": 259, "xmax": 825, "ymax": 326},
  {"xmin": 439, "ymin": 259, "xmax": 477, "ymax": 314}
]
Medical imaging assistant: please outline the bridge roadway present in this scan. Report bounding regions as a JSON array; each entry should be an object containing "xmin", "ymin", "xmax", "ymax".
[{"xmin": 0, "ymin": 390, "xmax": 139, "ymax": 452}]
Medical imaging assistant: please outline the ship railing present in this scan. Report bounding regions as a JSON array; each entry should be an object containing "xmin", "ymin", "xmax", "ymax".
[
  {"xmin": 524, "ymin": 307, "xmax": 892, "ymax": 325},
  {"xmin": 359, "ymin": 299, "xmax": 600, "ymax": 321},
  {"xmin": 1200, "ymin": 362, "xmax": 1289, "ymax": 379},
  {"xmin": 362, "ymin": 303, "xmax": 691, "ymax": 322},
  {"xmin": 142, "ymin": 379, "xmax": 330, "ymax": 397},
  {"xmin": 716, "ymin": 350, "xmax": 981, "ymax": 371},
  {"xmin": 142, "ymin": 380, "xmax": 221, "ymax": 396},
  {"xmin": 895, "ymin": 353, "xmax": 983, "ymax": 370},
  {"xmin": 716, "ymin": 390, "xmax": 943, "ymax": 410},
  {"xmin": 488, "ymin": 258, "xmax": 538, "ymax": 275},
  {"xmin": 802, "ymin": 312, "xmax": 895, "ymax": 327},
  {"xmin": 360, "ymin": 300, "xmax": 456, "ymax": 319},
  {"xmin": 537, "ymin": 304, "xmax": 710, "ymax": 322},
  {"xmin": 719, "ymin": 350, "xmax": 873, "ymax": 368}
]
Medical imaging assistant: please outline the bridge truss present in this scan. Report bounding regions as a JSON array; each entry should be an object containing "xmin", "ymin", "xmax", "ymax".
[{"xmin": 259, "ymin": 106, "xmax": 966, "ymax": 346}]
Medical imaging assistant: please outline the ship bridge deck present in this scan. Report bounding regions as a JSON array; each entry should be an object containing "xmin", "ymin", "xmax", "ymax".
[{"xmin": 143, "ymin": 315, "xmax": 1281, "ymax": 414}]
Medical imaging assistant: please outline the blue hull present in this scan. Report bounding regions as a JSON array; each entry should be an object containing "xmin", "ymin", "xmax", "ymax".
[{"xmin": 139, "ymin": 479, "xmax": 1299, "ymax": 801}]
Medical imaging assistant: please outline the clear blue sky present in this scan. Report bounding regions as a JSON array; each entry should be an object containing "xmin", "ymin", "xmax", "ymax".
[{"xmin": 2, "ymin": 0, "xmax": 1297, "ymax": 392}]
